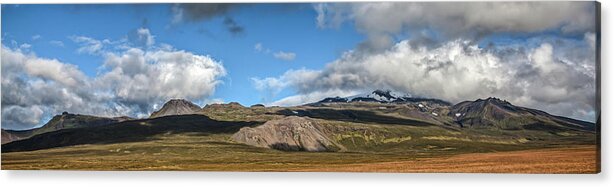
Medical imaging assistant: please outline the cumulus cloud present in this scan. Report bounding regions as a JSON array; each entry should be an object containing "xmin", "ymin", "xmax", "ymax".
[
  {"xmin": 273, "ymin": 51, "xmax": 296, "ymax": 61},
  {"xmin": 1, "ymin": 45, "xmax": 111, "ymax": 129},
  {"xmin": 1, "ymin": 106, "xmax": 44, "ymax": 128},
  {"xmin": 257, "ymin": 1, "xmax": 597, "ymax": 121},
  {"xmin": 98, "ymin": 47, "xmax": 227, "ymax": 112},
  {"xmin": 315, "ymin": 2, "xmax": 596, "ymax": 51},
  {"xmin": 256, "ymin": 35, "xmax": 596, "ymax": 122},
  {"xmin": 1, "ymin": 29, "xmax": 227, "ymax": 129}
]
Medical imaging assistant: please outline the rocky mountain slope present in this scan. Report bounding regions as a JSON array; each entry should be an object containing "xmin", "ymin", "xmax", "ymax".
[
  {"xmin": 150, "ymin": 99, "xmax": 202, "ymax": 118},
  {"xmin": 1, "ymin": 129, "xmax": 26, "ymax": 145},
  {"xmin": 449, "ymin": 97, "xmax": 595, "ymax": 131},
  {"xmin": 231, "ymin": 116, "xmax": 342, "ymax": 151}
]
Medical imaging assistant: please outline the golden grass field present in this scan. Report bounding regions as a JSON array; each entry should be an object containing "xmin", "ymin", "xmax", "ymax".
[
  {"xmin": 297, "ymin": 145, "xmax": 598, "ymax": 173},
  {"xmin": 1, "ymin": 131, "xmax": 597, "ymax": 173}
]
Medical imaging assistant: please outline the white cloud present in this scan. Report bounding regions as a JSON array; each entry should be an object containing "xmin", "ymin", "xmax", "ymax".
[
  {"xmin": 1, "ymin": 105, "xmax": 44, "ymax": 127},
  {"xmin": 128, "ymin": 27, "xmax": 156, "ymax": 48},
  {"xmin": 1, "ymin": 45, "xmax": 88, "ymax": 88},
  {"xmin": 171, "ymin": 4, "xmax": 184, "ymax": 24},
  {"xmin": 1, "ymin": 45, "xmax": 114, "ymax": 129},
  {"xmin": 70, "ymin": 36, "xmax": 108, "ymax": 55},
  {"xmin": 296, "ymin": 1, "xmax": 597, "ymax": 121},
  {"xmin": 315, "ymin": 2, "xmax": 596, "ymax": 51},
  {"xmin": 98, "ymin": 48, "xmax": 227, "ymax": 110},
  {"xmin": 252, "ymin": 77, "xmax": 287, "ymax": 93},
  {"xmin": 138, "ymin": 28, "xmax": 155, "ymax": 47},
  {"xmin": 19, "ymin": 43, "xmax": 31, "ymax": 49},
  {"xmin": 530, "ymin": 43, "xmax": 563, "ymax": 74},
  {"xmin": 273, "ymin": 51, "xmax": 296, "ymax": 61},
  {"xmin": 49, "ymin": 40, "xmax": 65, "ymax": 47},
  {"xmin": 254, "ymin": 43, "xmax": 294, "ymax": 61},
  {"xmin": 254, "ymin": 42, "xmax": 271, "ymax": 54},
  {"xmin": 1, "ymin": 29, "xmax": 228, "ymax": 129},
  {"xmin": 270, "ymin": 89, "xmax": 360, "ymax": 107},
  {"xmin": 203, "ymin": 98, "xmax": 225, "ymax": 105},
  {"xmin": 254, "ymin": 43, "xmax": 263, "ymax": 52},
  {"xmin": 31, "ymin": 35, "xmax": 41, "ymax": 40},
  {"xmin": 585, "ymin": 32, "xmax": 596, "ymax": 50},
  {"xmin": 314, "ymin": 3, "xmax": 348, "ymax": 29},
  {"xmin": 258, "ymin": 36, "xmax": 596, "ymax": 121},
  {"xmin": 314, "ymin": 3, "xmax": 326, "ymax": 28},
  {"xmin": 251, "ymin": 76, "xmax": 290, "ymax": 104}
]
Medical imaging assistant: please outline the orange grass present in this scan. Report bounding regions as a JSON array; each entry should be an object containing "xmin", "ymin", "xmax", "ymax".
[{"xmin": 295, "ymin": 145, "xmax": 598, "ymax": 173}]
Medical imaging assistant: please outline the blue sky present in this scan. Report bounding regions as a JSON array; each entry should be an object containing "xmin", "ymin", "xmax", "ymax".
[
  {"xmin": 1, "ymin": 4, "xmax": 361, "ymax": 105},
  {"xmin": 1, "ymin": 2, "xmax": 598, "ymax": 129}
]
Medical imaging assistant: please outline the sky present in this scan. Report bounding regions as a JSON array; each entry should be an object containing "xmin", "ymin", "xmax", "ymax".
[{"xmin": 1, "ymin": 2, "xmax": 598, "ymax": 130}]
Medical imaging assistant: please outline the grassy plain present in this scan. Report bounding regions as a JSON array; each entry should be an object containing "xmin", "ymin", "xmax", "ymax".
[
  {"xmin": 1, "ymin": 132, "xmax": 597, "ymax": 173},
  {"xmin": 1, "ymin": 104, "xmax": 598, "ymax": 173}
]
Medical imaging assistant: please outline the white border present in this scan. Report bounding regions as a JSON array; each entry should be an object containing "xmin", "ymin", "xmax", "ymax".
[{"xmin": 0, "ymin": 0, "xmax": 611, "ymax": 187}]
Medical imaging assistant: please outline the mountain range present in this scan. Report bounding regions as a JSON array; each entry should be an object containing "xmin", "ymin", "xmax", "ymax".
[{"xmin": 1, "ymin": 90, "xmax": 596, "ymax": 153}]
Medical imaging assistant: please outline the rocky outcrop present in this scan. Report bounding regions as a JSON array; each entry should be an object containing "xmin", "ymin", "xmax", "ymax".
[
  {"xmin": 150, "ymin": 99, "xmax": 202, "ymax": 118},
  {"xmin": 231, "ymin": 116, "xmax": 342, "ymax": 152}
]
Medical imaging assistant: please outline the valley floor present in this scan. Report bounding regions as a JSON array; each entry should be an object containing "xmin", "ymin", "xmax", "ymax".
[
  {"xmin": 297, "ymin": 145, "xmax": 598, "ymax": 173},
  {"xmin": 0, "ymin": 133, "xmax": 597, "ymax": 173}
]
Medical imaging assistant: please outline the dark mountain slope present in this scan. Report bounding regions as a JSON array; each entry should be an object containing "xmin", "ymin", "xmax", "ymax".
[
  {"xmin": 449, "ymin": 97, "xmax": 595, "ymax": 132},
  {"xmin": 1, "ymin": 113, "xmax": 129, "ymax": 144},
  {"xmin": 2, "ymin": 114, "xmax": 258, "ymax": 153}
]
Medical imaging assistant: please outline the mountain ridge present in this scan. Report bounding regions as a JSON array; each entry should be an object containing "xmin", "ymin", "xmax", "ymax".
[
  {"xmin": 308, "ymin": 90, "xmax": 594, "ymax": 132},
  {"xmin": 311, "ymin": 89, "xmax": 452, "ymax": 106},
  {"xmin": 150, "ymin": 99, "xmax": 202, "ymax": 118},
  {"xmin": 1, "ymin": 92, "xmax": 596, "ymax": 152},
  {"xmin": 1, "ymin": 112, "xmax": 129, "ymax": 144}
]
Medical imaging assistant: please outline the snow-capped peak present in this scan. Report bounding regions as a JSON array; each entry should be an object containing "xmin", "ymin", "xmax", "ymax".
[
  {"xmin": 346, "ymin": 89, "xmax": 411, "ymax": 102},
  {"xmin": 312, "ymin": 89, "xmax": 451, "ymax": 106}
]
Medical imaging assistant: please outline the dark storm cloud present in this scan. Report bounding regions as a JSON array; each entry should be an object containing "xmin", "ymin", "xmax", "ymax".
[
  {"xmin": 176, "ymin": 3, "xmax": 238, "ymax": 21},
  {"xmin": 223, "ymin": 17, "xmax": 245, "ymax": 36},
  {"xmin": 172, "ymin": 3, "xmax": 246, "ymax": 36}
]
